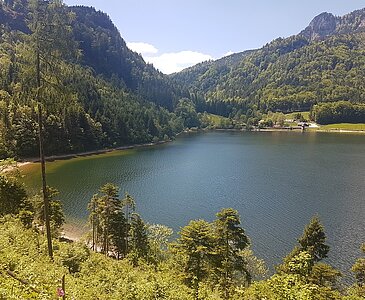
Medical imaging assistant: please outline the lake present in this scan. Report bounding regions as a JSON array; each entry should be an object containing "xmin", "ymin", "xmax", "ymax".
[{"xmin": 22, "ymin": 131, "xmax": 365, "ymax": 276}]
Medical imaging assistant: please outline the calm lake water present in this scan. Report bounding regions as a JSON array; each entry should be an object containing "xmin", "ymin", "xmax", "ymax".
[{"xmin": 23, "ymin": 131, "xmax": 365, "ymax": 276}]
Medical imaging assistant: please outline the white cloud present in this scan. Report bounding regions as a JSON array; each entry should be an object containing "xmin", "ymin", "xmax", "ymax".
[
  {"xmin": 127, "ymin": 42, "xmax": 158, "ymax": 55},
  {"xmin": 145, "ymin": 51, "xmax": 213, "ymax": 74},
  {"xmin": 127, "ymin": 41, "xmax": 213, "ymax": 74}
]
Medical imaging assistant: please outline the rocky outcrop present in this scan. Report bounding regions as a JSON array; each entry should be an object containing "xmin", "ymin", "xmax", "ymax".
[
  {"xmin": 300, "ymin": 9, "xmax": 365, "ymax": 41},
  {"xmin": 300, "ymin": 12, "xmax": 338, "ymax": 41}
]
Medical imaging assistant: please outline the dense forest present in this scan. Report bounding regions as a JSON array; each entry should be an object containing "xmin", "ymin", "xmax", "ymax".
[
  {"xmin": 311, "ymin": 101, "xmax": 365, "ymax": 124},
  {"xmin": 0, "ymin": 159, "xmax": 364, "ymax": 299},
  {"xmin": 0, "ymin": 0, "xmax": 190, "ymax": 159}
]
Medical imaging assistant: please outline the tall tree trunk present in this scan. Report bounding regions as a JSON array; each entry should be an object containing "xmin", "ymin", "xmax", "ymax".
[
  {"xmin": 224, "ymin": 230, "xmax": 229, "ymax": 300},
  {"xmin": 37, "ymin": 49, "xmax": 53, "ymax": 260},
  {"xmin": 92, "ymin": 202, "xmax": 95, "ymax": 251}
]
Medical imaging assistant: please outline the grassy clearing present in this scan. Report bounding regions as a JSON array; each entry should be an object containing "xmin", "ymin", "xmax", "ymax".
[
  {"xmin": 319, "ymin": 123, "xmax": 365, "ymax": 131},
  {"xmin": 284, "ymin": 111, "xmax": 310, "ymax": 121},
  {"xmin": 203, "ymin": 113, "xmax": 230, "ymax": 126}
]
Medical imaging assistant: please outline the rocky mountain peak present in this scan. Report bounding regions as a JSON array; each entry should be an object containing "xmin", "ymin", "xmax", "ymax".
[
  {"xmin": 300, "ymin": 9, "xmax": 365, "ymax": 41},
  {"xmin": 300, "ymin": 12, "xmax": 338, "ymax": 41}
]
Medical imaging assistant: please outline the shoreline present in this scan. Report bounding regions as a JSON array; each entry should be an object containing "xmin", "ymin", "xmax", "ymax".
[
  {"xmin": 315, "ymin": 129, "xmax": 365, "ymax": 133},
  {"xmin": 208, "ymin": 127, "xmax": 365, "ymax": 133},
  {"xmin": 254, "ymin": 128, "xmax": 365, "ymax": 134},
  {"xmin": 16, "ymin": 140, "xmax": 171, "ymax": 165},
  {"xmin": 5, "ymin": 127, "xmax": 364, "ymax": 170}
]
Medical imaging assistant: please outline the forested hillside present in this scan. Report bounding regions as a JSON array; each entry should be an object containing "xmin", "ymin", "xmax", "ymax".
[
  {"xmin": 172, "ymin": 9, "xmax": 365, "ymax": 119},
  {"xmin": 0, "ymin": 0, "xmax": 186, "ymax": 159},
  {"xmin": 70, "ymin": 5, "xmax": 184, "ymax": 110},
  {"xmin": 2, "ymin": 1, "xmax": 365, "ymax": 161}
]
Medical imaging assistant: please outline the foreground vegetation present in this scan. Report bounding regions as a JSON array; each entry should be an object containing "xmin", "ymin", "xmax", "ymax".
[{"xmin": 2, "ymin": 215, "xmax": 363, "ymax": 300}]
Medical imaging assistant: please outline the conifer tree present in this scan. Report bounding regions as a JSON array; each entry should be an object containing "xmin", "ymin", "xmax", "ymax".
[
  {"xmin": 175, "ymin": 219, "xmax": 215, "ymax": 300},
  {"xmin": 352, "ymin": 244, "xmax": 365, "ymax": 289},
  {"xmin": 298, "ymin": 216, "xmax": 329, "ymax": 262},
  {"xmin": 129, "ymin": 212, "xmax": 149, "ymax": 261},
  {"xmin": 24, "ymin": 0, "xmax": 78, "ymax": 259},
  {"xmin": 277, "ymin": 216, "xmax": 332, "ymax": 278},
  {"xmin": 213, "ymin": 208, "xmax": 250, "ymax": 299}
]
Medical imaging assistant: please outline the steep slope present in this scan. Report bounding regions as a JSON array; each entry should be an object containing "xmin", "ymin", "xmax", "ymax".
[
  {"xmin": 70, "ymin": 6, "xmax": 181, "ymax": 110},
  {"xmin": 172, "ymin": 50, "xmax": 254, "ymax": 94},
  {"xmin": 0, "ymin": 2, "xmax": 181, "ymax": 110},
  {"xmin": 172, "ymin": 8, "xmax": 365, "ymax": 116},
  {"xmin": 0, "ymin": 1, "xmax": 183, "ymax": 159}
]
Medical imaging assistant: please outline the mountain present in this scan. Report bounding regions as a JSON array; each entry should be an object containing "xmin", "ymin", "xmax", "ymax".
[
  {"xmin": 172, "ymin": 8, "xmax": 365, "ymax": 117},
  {"xmin": 0, "ymin": 1, "xmax": 184, "ymax": 159},
  {"xmin": 300, "ymin": 9, "xmax": 365, "ymax": 41},
  {"xmin": 172, "ymin": 50, "xmax": 254, "ymax": 94},
  {"xmin": 1, "ymin": 2, "xmax": 364, "ymax": 160},
  {"xmin": 0, "ymin": 2, "xmax": 182, "ymax": 110},
  {"xmin": 69, "ymin": 6, "xmax": 183, "ymax": 110}
]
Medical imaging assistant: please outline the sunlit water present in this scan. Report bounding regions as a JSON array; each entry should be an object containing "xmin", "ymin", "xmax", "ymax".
[{"xmin": 23, "ymin": 131, "xmax": 365, "ymax": 278}]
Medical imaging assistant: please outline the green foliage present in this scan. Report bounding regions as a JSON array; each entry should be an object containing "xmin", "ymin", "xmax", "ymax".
[
  {"xmin": 32, "ymin": 186, "xmax": 65, "ymax": 234},
  {"xmin": 129, "ymin": 212, "xmax": 150, "ymax": 262},
  {"xmin": 88, "ymin": 183, "xmax": 125, "ymax": 255},
  {"xmin": 350, "ymin": 244, "xmax": 365, "ymax": 297},
  {"xmin": 0, "ymin": 174, "xmax": 27, "ymax": 216},
  {"xmin": 147, "ymin": 224, "xmax": 173, "ymax": 264},
  {"xmin": 0, "ymin": 1, "xmax": 184, "ymax": 159},
  {"xmin": 173, "ymin": 12, "xmax": 365, "ymax": 118},
  {"xmin": 70, "ymin": 5, "xmax": 182, "ymax": 110},
  {"xmin": 242, "ymin": 251, "xmax": 342, "ymax": 300},
  {"xmin": 0, "ymin": 208, "xmax": 361, "ymax": 299},
  {"xmin": 278, "ymin": 216, "xmax": 330, "ymax": 276},
  {"xmin": 272, "ymin": 217, "xmax": 344, "ymax": 300},
  {"xmin": 0, "ymin": 217, "xmax": 194, "ymax": 299},
  {"xmin": 57, "ymin": 241, "xmax": 90, "ymax": 274},
  {"xmin": 298, "ymin": 216, "xmax": 330, "ymax": 262},
  {"xmin": 88, "ymin": 184, "xmax": 152, "ymax": 264},
  {"xmin": 242, "ymin": 273, "xmax": 342, "ymax": 300},
  {"xmin": 311, "ymin": 101, "xmax": 365, "ymax": 124},
  {"xmin": 213, "ymin": 208, "xmax": 250, "ymax": 298},
  {"xmin": 260, "ymin": 111, "xmax": 286, "ymax": 128},
  {"xmin": 174, "ymin": 219, "xmax": 215, "ymax": 289},
  {"xmin": 176, "ymin": 98, "xmax": 201, "ymax": 128},
  {"xmin": 309, "ymin": 263, "xmax": 342, "ymax": 289},
  {"xmin": 173, "ymin": 209, "xmax": 253, "ymax": 299}
]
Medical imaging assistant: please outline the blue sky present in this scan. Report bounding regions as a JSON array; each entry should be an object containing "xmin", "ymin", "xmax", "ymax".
[{"xmin": 64, "ymin": 0, "xmax": 364, "ymax": 74}]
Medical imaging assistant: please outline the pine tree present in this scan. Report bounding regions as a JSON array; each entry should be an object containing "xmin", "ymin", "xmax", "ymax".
[
  {"xmin": 98, "ymin": 183, "xmax": 120, "ymax": 255},
  {"xmin": 277, "ymin": 216, "xmax": 331, "ymax": 277},
  {"xmin": 213, "ymin": 208, "xmax": 250, "ymax": 299},
  {"xmin": 298, "ymin": 216, "xmax": 329, "ymax": 262},
  {"xmin": 129, "ymin": 212, "xmax": 149, "ymax": 261},
  {"xmin": 23, "ymin": 0, "xmax": 78, "ymax": 259},
  {"xmin": 109, "ymin": 202, "xmax": 128, "ymax": 259},
  {"xmin": 175, "ymin": 219, "xmax": 215, "ymax": 299},
  {"xmin": 352, "ymin": 244, "xmax": 365, "ymax": 288}
]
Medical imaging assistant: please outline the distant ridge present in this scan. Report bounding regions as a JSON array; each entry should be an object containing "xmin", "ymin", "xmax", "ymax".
[
  {"xmin": 300, "ymin": 8, "xmax": 365, "ymax": 41},
  {"xmin": 172, "ymin": 7, "xmax": 365, "ymax": 115}
]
